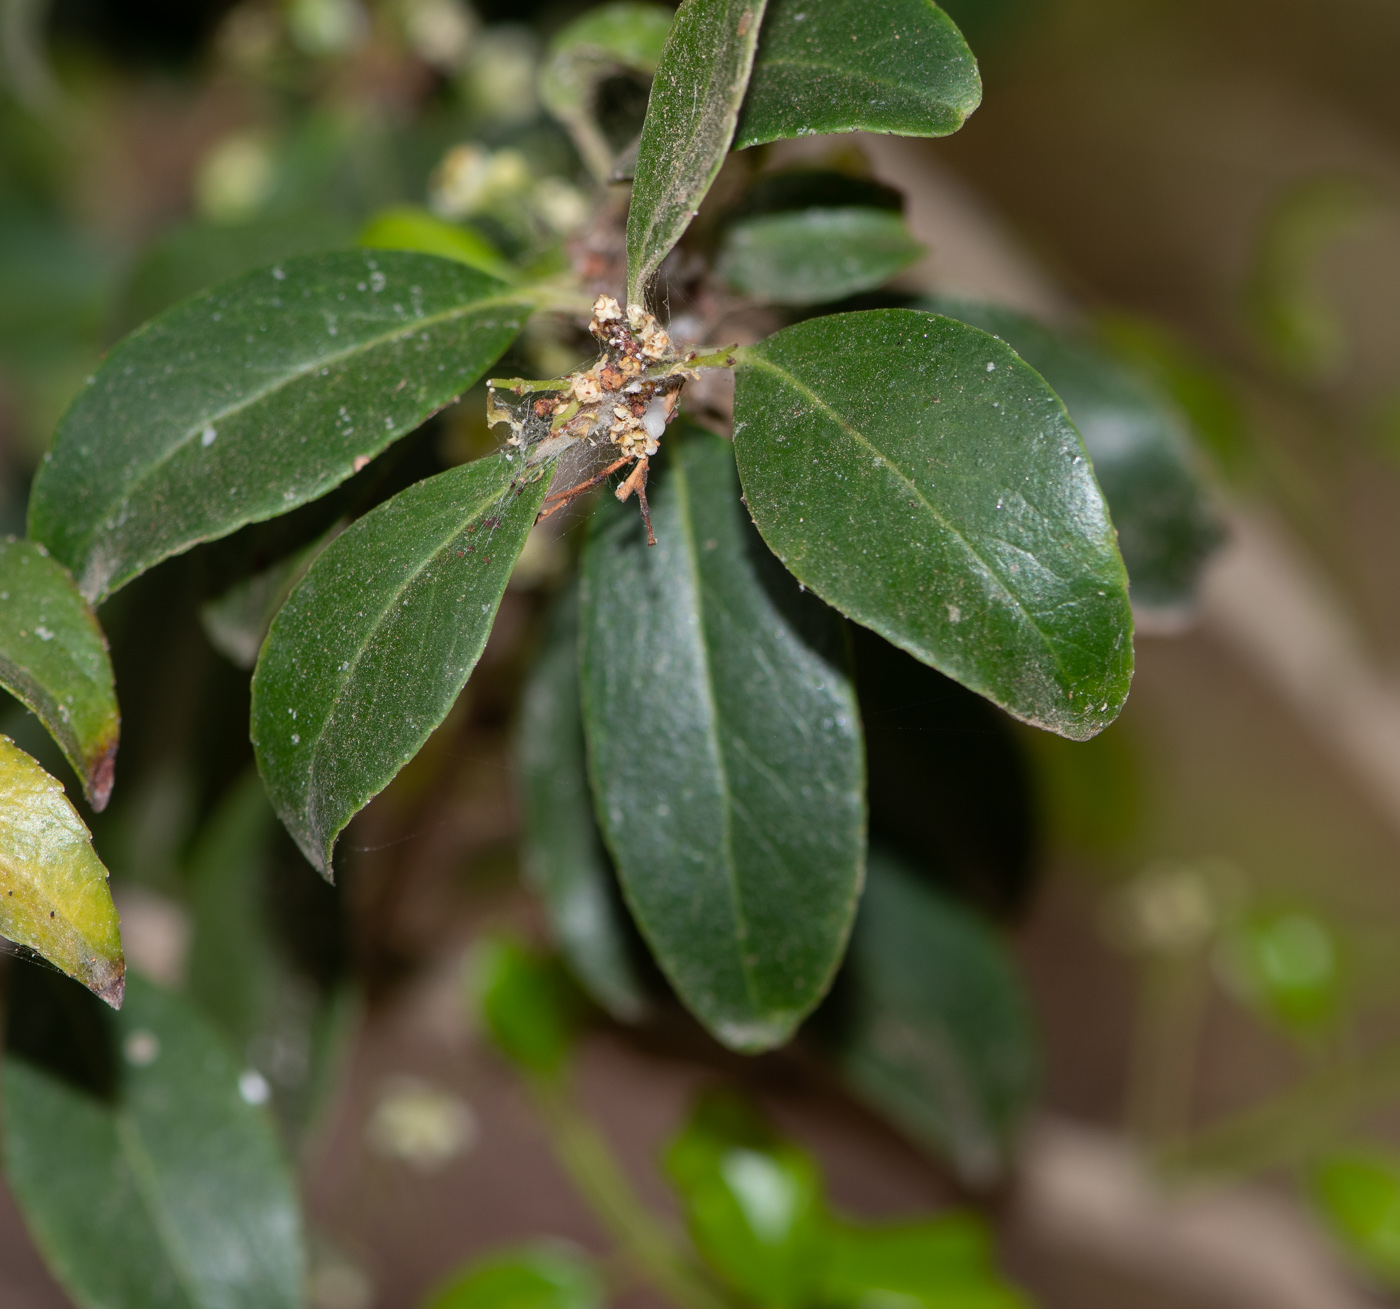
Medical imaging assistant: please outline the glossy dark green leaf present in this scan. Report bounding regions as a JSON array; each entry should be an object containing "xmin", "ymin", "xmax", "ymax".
[
  {"xmin": 665, "ymin": 1092, "xmax": 826, "ymax": 1308},
  {"xmin": 718, "ymin": 208, "xmax": 923, "ymax": 305},
  {"xmin": 539, "ymin": 2, "xmax": 675, "ymax": 183},
  {"xmin": 251, "ymin": 453, "xmax": 549, "ymax": 875},
  {"xmin": 733, "ymin": 0, "xmax": 981, "ymax": 151},
  {"xmin": 0, "ymin": 734, "xmax": 123, "ymax": 1005},
  {"xmin": 925, "ymin": 298, "xmax": 1222, "ymax": 615},
  {"xmin": 518, "ymin": 587, "xmax": 650, "ymax": 1023},
  {"xmin": 579, "ymin": 428, "xmax": 864, "ymax": 1052},
  {"xmin": 30, "ymin": 250, "xmax": 530, "ymax": 602},
  {"xmin": 0, "ymin": 538, "xmax": 119, "ymax": 809},
  {"xmin": 1311, "ymin": 1150, "xmax": 1400, "ymax": 1287},
  {"xmin": 823, "ymin": 1216, "xmax": 1028, "ymax": 1309},
  {"xmin": 424, "ymin": 1244, "xmax": 603, "ymax": 1309},
  {"xmin": 732, "ymin": 310, "xmax": 1133, "ymax": 741},
  {"xmin": 817, "ymin": 851, "xmax": 1037, "ymax": 1186},
  {"xmin": 627, "ymin": 0, "xmax": 767, "ymax": 305},
  {"xmin": 472, "ymin": 936, "xmax": 579, "ymax": 1079},
  {"xmin": 2, "ymin": 968, "xmax": 304, "ymax": 1309}
]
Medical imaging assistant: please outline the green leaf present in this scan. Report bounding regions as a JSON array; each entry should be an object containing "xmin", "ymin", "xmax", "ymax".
[
  {"xmin": 30, "ymin": 250, "xmax": 530, "ymax": 603},
  {"xmin": 360, "ymin": 206, "xmax": 516, "ymax": 281},
  {"xmin": 424, "ymin": 1245, "xmax": 602, "ymax": 1309},
  {"xmin": 2, "ymin": 968, "xmax": 305, "ymax": 1309},
  {"xmin": 733, "ymin": 0, "xmax": 982, "ymax": 151},
  {"xmin": 518, "ymin": 587, "xmax": 651, "ymax": 1023},
  {"xmin": 200, "ymin": 528, "xmax": 339, "ymax": 670},
  {"xmin": 732, "ymin": 309, "xmax": 1133, "ymax": 741},
  {"xmin": 665, "ymin": 1092, "xmax": 827, "ymax": 1308},
  {"xmin": 718, "ymin": 208, "xmax": 924, "ymax": 305},
  {"xmin": 823, "ymin": 1216, "xmax": 1028, "ymax": 1309},
  {"xmin": 1312, "ymin": 1150, "xmax": 1400, "ymax": 1286},
  {"xmin": 252, "ymin": 452, "xmax": 548, "ymax": 875},
  {"xmin": 538, "ymin": 2, "xmax": 675, "ymax": 183},
  {"xmin": 579, "ymin": 427, "xmax": 864, "ymax": 1052},
  {"xmin": 817, "ymin": 851, "xmax": 1037, "ymax": 1186},
  {"xmin": 627, "ymin": 0, "xmax": 767, "ymax": 305},
  {"xmin": 0, "ymin": 734, "xmax": 123, "ymax": 1006},
  {"xmin": 0, "ymin": 538, "xmax": 119, "ymax": 809},
  {"xmin": 1219, "ymin": 908, "xmax": 1343, "ymax": 1034},
  {"xmin": 472, "ymin": 936, "xmax": 579, "ymax": 1079},
  {"xmin": 924, "ymin": 298, "xmax": 1222, "ymax": 614}
]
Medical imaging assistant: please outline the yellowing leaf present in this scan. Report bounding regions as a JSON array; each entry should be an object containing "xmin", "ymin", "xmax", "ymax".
[{"xmin": 0, "ymin": 735, "xmax": 123, "ymax": 1007}]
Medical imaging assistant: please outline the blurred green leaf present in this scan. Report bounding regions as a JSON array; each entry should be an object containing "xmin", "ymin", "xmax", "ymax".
[
  {"xmin": 733, "ymin": 0, "xmax": 981, "ymax": 151},
  {"xmin": 2, "ymin": 969, "xmax": 305, "ymax": 1309},
  {"xmin": 735, "ymin": 169, "xmax": 904, "ymax": 219},
  {"xmin": 1095, "ymin": 313, "xmax": 1251, "ymax": 485},
  {"xmin": 665, "ymin": 1092, "xmax": 827, "ymax": 1308},
  {"xmin": 538, "ymin": 2, "xmax": 675, "ymax": 182},
  {"xmin": 1218, "ymin": 908, "xmax": 1343, "ymax": 1033},
  {"xmin": 1312, "ymin": 1151, "xmax": 1400, "ymax": 1286},
  {"xmin": 116, "ymin": 213, "xmax": 357, "ymax": 331},
  {"xmin": 925, "ymin": 297, "xmax": 1222, "ymax": 616},
  {"xmin": 817, "ymin": 851, "xmax": 1037, "ymax": 1186},
  {"xmin": 473, "ymin": 936, "xmax": 578, "ymax": 1079},
  {"xmin": 424, "ymin": 1244, "xmax": 602, "ymax": 1309},
  {"xmin": 199, "ymin": 531, "xmax": 337, "ymax": 670},
  {"xmin": 627, "ymin": 0, "xmax": 766, "ymax": 305},
  {"xmin": 823, "ymin": 1215, "xmax": 1029, "ymax": 1309},
  {"xmin": 1244, "ymin": 174, "xmax": 1381, "ymax": 381},
  {"xmin": 252, "ymin": 453, "xmax": 549, "ymax": 876},
  {"xmin": 0, "ymin": 734, "xmax": 123, "ymax": 1006},
  {"xmin": 732, "ymin": 309, "xmax": 1134, "ymax": 741},
  {"xmin": 518, "ymin": 586, "xmax": 651, "ymax": 1023},
  {"xmin": 579, "ymin": 427, "xmax": 864, "ymax": 1052},
  {"xmin": 854, "ymin": 626, "xmax": 1035, "ymax": 919},
  {"xmin": 30, "ymin": 251, "xmax": 530, "ymax": 602},
  {"xmin": 718, "ymin": 208, "xmax": 923, "ymax": 305},
  {"xmin": 185, "ymin": 771, "xmax": 279, "ymax": 1051},
  {"xmin": 0, "ymin": 538, "xmax": 119, "ymax": 809},
  {"xmin": 360, "ymin": 206, "xmax": 516, "ymax": 281}
]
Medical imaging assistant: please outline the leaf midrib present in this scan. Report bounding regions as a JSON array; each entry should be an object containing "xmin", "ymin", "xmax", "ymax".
[
  {"xmin": 302, "ymin": 469, "xmax": 514, "ymax": 863},
  {"xmin": 738, "ymin": 348, "xmax": 1071, "ymax": 689},
  {"xmin": 69, "ymin": 288, "xmax": 527, "ymax": 554},
  {"xmin": 670, "ymin": 454, "xmax": 763, "ymax": 1015},
  {"xmin": 114, "ymin": 1112, "xmax": 205, "ymax": 1309}
]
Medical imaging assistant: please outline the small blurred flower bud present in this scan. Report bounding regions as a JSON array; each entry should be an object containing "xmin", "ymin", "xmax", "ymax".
[
  {"xmin": 286, "ymin": 0, "xmax": 367, "ymax": 57},
  {"xmin": 195, "ymin": 133, "xmax": 276, "ymax": 223}
]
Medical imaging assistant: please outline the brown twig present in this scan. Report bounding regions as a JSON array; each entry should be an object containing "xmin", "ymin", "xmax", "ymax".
[{"xmin": 534, "ymin": 456, "xmax": 632, "ymax": 524}]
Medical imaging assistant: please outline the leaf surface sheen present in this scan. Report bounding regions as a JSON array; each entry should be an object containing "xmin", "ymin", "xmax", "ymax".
[
  {"xmin": 2, "ymin": 971, "xmax": 304, "ymax": 1309},
  {"xmin": 733, "ymin": 0, "xmax": 981, "ymax": 150},
  {"xmin": 0, "ymin": 537, "xmax": 119, "ymax": 808},
  {"xmin": 252, "ymin": 453, "xmax": 548, "ymax": 876},
  {"xmin": 733, "ymin": 309, "xmax": 1134, "ymax": 741},
  {"xmin": 518, "ymin": 588, "xmax": 650, "ymax": 1022},
  {"xmin": 717, "ymin": 207, "xmax": 924, "ymax": 305},
  {"xmin": 921, "ymin": 297, "xmax": 1222, "ymax": 614},
  {"xmin": 626, "ymin": 0, "xmax": 768, "ymax": 305},
  {"xmin": 579, "ymin": 427, "xmax": 864, "ymax": 1052},
  {"xmin": 0, "ymin": 734, "xmax": 123, "ymax": 1006},
  {"xmin": 30, "ymin": 250, "xmax": 529, "ymax": 602}
]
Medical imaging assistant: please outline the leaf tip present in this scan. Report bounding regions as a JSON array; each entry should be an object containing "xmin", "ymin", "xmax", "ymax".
[
  {"xmin": 84, "ymin": 738, "xmax": 118, "ymax": 813},
  {"xmin": 92, "ymin": 964, "xmax": 125, "ymax": 1011}
]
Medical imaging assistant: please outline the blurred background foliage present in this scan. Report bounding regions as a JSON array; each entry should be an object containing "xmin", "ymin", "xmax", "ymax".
[{"xmin": 2, "ymin": 0, "xmax": 1400, "ymax": 1305}]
